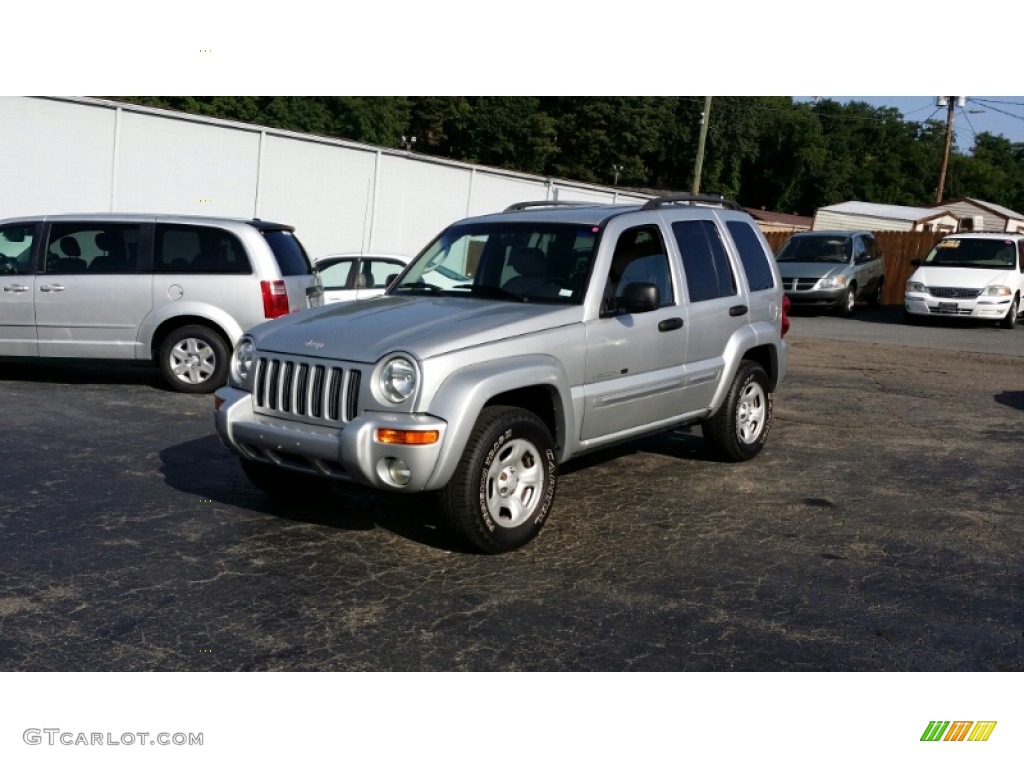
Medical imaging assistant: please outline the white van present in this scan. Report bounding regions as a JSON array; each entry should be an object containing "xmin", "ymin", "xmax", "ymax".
[
  {"xmin": 904, "ymin": 232, "xmax": 1024, "ymax": 329},
  {"xmin": 0, "ymin": 214, "xmax": 323, "ymax": 392}
]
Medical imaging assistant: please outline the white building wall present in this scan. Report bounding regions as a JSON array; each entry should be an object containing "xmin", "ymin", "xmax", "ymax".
[
  {"xmin": 0, "ymin": 96, "xmax": 653, "ymax": 260},
  {"xmin": 813, "ymin": 210, "xmax": 915, "ymax": 232}
]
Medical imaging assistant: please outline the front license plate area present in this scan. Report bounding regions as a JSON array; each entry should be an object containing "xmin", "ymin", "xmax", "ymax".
[{"xmin": 935, "ymin": 302, "xmax": 958, "ymax": 314}]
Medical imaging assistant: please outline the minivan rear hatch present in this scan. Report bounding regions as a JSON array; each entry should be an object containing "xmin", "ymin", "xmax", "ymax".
[{"xmin": 258, "ymin": 226, "xmax": 323, "ymax": 311}]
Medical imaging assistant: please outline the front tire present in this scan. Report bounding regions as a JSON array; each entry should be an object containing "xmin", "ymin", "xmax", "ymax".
[
  {"xmin": 439, "ymin": 406, "xmax": 558, "ymax": 554},
  {"xmin": 839, "ymin": 285, "xmax": 857, "ymax": 316},
  {"xmin": 999, "ymin": 295, "xmax": 1019, "ymax": 329},
  {"xmin": 702, "ymin": 361, "xmax": 773, "ymax": 462},
  {"xmin": 159, "ymin": 325, "xmax": 229, "ymax": 394}
]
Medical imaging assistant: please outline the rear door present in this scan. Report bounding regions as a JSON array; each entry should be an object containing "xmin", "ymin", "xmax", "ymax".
[
  {"xmin": 0, "ymin": 222, "xmax": 39, "ymax": 355},
  {"xmin": 34, "ymin": 221, "xmax": 152, "ymax": 359}
]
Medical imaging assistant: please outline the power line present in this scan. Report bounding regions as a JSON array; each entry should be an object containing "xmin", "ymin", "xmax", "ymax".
[{"xmin": 966, "ymin": 98, "xmax": 1024, "ymax": 123}]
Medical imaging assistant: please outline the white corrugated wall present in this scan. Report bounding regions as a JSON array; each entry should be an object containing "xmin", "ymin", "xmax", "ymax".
[{"xmin": 0, "ymin": 97, "xmax": 650, "ymax": 259}]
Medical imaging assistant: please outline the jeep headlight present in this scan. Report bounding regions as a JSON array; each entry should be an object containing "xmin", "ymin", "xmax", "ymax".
[
  {"xmin": 233, "ymin": 337, "xmax": 255, "ymax": 385},
  {"xmin": 980, "ymin": 285, "xmax": 1011, "ymax": 297},
  {"xmin": 819, "ymin": 275, "xmax": 847, "ymax": 289},
  {"xmin": 906, "ymin": 281, "xmax": 927, "ymax": 294},
  {"xmin": 379, "ymin": 356, "xmax": 417, "ymax": 403}
]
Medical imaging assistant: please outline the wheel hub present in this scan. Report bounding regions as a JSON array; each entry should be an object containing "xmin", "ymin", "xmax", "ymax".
[{"xmin": 496, "ymin": 466, "xmax": 518, "ymax": 497}]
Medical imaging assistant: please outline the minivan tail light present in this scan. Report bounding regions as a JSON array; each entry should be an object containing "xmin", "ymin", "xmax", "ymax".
[
  {"xmin": 261, "ymin": 280, "xmax": 290, "ymax": 318},
  {"xmin": 781, "ymin": 294, "xmax": 791, "ymax": 337}
]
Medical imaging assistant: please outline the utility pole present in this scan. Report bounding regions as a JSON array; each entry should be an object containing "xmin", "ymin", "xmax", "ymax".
[
  {"xmin": 691, "ymin": 96, "xmax": 712, "ymax": 194},
  {"xmin": 935, "ymin": 97, "xmax": 959, "ymax": 203}
]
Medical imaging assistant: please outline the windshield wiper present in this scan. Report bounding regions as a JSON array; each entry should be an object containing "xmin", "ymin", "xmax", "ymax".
[
  {"xmin": 392, "ymin": 283, "xmax": 443, "ymax": 294},
  {"xmin": 468, "ymin": 285, "xmax": 528, "ymax": 302}
]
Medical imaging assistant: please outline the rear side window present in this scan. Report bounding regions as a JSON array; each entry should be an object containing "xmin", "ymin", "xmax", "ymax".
[
  {"xmin": 671, "ymin": 220, "xmax": 737, "ymax": 302},
  {"xmin": 726, "ymin": 221, "xmax": 775, "ymax": 291},
  {"xmin": 0, "ymin": 223, "xmax": 36, "ymax": 275},
  {"xmin": 45, "ymin": 222, "xmax": 143, "ymax": 274},
  {"xmin": 154, "ymin": 225, "xmax": 251, "ymax": 274},
  {"xmin": 261, "ymin": 228, "xmax": 312, "ymax": 277}
]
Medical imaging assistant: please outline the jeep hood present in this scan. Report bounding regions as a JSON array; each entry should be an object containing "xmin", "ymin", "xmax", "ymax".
[
  {"xmin": 246, "ymin": 296, "xmax": 580, "ymax": 362},
  {"xmin": 910, "ymin": 266, "xmax": 1016, "ymax": 290}
]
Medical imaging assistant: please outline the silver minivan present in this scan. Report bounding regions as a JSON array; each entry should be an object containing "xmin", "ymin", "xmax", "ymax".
[{"xmin": 0, "ymin": 214, "xmax": 323, "ymax": 393}]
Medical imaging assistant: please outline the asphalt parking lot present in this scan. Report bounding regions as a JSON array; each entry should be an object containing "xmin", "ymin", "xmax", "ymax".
[{"xmin": 1, "ymin": 308, "xmax": 1022, "ymax": 671}]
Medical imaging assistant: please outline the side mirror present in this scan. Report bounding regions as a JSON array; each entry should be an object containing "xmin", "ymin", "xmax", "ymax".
[{"xmin": 617, "ymin": 282, "xmax": 659, "ymax": 314}]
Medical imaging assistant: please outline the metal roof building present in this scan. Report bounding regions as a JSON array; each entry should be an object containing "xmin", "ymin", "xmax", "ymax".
[{"xmin": 812, "ymin": 201, "xmax": 959, "ymax": 233}]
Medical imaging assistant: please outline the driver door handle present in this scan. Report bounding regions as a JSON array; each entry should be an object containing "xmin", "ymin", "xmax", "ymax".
[
  {"xmin": 3, "ymin": 284, "xmax": 29, "ymax": 293},
  {"xmin": 658, "ymin": 317, "xmax": 683, "ymax": 332}
]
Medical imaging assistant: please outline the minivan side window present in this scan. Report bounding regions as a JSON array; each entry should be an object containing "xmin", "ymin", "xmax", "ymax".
[
  {"xmin": 672, "ymin": 220, "xmax": 737, "ymax": 302},
  {"xmin": 725, "ymin": 221, "xmax": 775, "ymax": 291},
  {"xmin": 0, "ymin": 224, "xmax": 36, "ymax": 275},
  {"xmin": 45, "ymin": 223, "xmax": 143, "ymax": 274},
  {"xmin": 154, "ymin": 225, "xmax": 251, "ymax": 274}
]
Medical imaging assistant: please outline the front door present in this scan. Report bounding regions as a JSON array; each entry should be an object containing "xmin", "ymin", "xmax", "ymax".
[{"xmin": 0, "ymin": 222, "xmax": 39, "ymax": 356}]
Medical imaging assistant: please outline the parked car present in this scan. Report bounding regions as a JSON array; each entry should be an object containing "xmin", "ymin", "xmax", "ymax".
[
  {"xmin": 315, "ymin": 252, "xmax": 410, "ymax": 303},
  {"xmin": 0, "ymin": 214, "xmax": 323, "ymax": 393},
  {"xmin": 904, "ymin": 232, "xmax": 1024, "ymax": 328},
  {"xmin": 214, "ymin": 194, "xmax": 790, "ymax": 553},
  {"xmin": 774, "ymin": 230, "xmax": 886, "ymax": 315}
]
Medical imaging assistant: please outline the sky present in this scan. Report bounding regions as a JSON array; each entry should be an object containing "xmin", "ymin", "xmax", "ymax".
[{"xmin": 805, "ymin": 97, "xmax": 1024, "ymax": 151}]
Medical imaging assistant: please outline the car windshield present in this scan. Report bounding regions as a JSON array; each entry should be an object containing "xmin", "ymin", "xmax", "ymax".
[
  {"xmin": 391, "ymin": 221, "xmax": 599, "ymax": 304},
  {"xmin": 923, "ymin": 238, "xmax": 1019, "ymax": 269},
  {"xmin": 775, "ymin": 235, "xmax": 852, "ymax": 263}
]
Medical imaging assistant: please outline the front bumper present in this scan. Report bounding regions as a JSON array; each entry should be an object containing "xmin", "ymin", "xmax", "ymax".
[
  {"xmin": 783, "ymin": 286, "xmax": 846, "ymax": 309},
  {"xmin": 904, "ymin": 292, "xmax": 1012, "ymax": 320},
  {"xmin": 214, "ymin": 386, "xmax": 449, "ymax": 492}
]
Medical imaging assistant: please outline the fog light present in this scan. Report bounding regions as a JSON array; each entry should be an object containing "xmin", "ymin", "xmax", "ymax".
[{"xmin": 384, "ymin": 457, "xmax": 412, "ymax": 486}]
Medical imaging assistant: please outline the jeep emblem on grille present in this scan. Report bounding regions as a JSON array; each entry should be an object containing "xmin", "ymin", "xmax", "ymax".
[{"xmin": 305, "ymin": 340, "xmax": 325, "ymax": 349}]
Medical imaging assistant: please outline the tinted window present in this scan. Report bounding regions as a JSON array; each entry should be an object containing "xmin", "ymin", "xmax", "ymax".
[
  {"xmin": 46, "ymin": 223, "xmax": 143, "ymax": 274},
  {"xmin": 776, "ymin": 235, "xmax": 851, "ymax": 263},
  {"xmin": 726, "ymin": 221, "xmax": 775, "ymax": 291},
  {"xmin": 0, "ymin": 224, "xmax": 36, "ymax": 275},
  {"xmin": 261, "ymin": 228, "xmax": 312, "ymax": 277},
  {"xmin": 672, "ymin": 220, "xmax": 737, "ymax": 302},
  {"xmin": 155, "ymin": 225, "xmax": 251, "ymax": 274},
  {"xmin": 605, "ymin": 225, "xmax": 673, "ymax": 310}
]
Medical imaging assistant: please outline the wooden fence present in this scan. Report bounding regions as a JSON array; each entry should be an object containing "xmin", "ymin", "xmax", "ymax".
[{"xmin": 763, "ymin": 230, "xmax": 944, "ymax": 305}]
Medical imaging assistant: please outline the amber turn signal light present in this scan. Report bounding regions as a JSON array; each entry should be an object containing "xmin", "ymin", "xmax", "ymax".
[{"xmin": 375, "ymin": 429, "xmax": 440, "ymax": 445}]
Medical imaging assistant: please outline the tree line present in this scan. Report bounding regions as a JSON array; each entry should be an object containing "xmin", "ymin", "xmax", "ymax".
[{"xmin": 112, "ymin": 97, "xmax": 1024, "ymax": 217}]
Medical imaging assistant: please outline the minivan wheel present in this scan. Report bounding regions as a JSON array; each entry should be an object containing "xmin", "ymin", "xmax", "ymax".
[
  {"xmin": 159, "ymin": 325, "xmax": 229, "ymax": 394},
  {"xmin": 840, "ymin": 285, "xmax": 857, "ymax": 316},
  {"xmin": 999, "ymin": 295, "xmax": 1019, "ymax": 329},
  {"xmin": 439, "ymin": 406, "xmax": 558, "ymax": 554},
  {"xmin": 868, "ymin": 279, "xmax": 884, "ymax": 306},
  {"xmin": 702, "ymin": 360, "xmax": 772, "ymax": 462}
]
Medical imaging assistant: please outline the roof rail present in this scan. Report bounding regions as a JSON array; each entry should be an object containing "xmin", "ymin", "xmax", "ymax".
[
  {"xmin": 503, "ymin": 200, "xmax": 603, "ymax": 212},
  {"xmin": 640, "ymin": 193, "xmax": 742, "ymax": 212}
]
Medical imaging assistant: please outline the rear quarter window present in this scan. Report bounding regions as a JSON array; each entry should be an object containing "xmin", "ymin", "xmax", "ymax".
[
  {"xmin": 261, "ymin": 229, "xmax": 312, "ymax": 276},
  {"xmin": 726, "ymin": 221, "xmax": 776, "ymax": 291}
]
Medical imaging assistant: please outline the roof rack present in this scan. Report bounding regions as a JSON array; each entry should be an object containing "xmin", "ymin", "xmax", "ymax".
[
  {"xmin": 503, "ymin": 200, "xmax": 603, "ymax": 212},
  {"xmin": 640, "ymin": 193, "xmax": 742, "ymax": 212}
]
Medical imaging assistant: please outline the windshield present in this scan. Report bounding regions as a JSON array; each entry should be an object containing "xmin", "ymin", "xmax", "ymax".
[
  {"xmin": 923, "ymin": 238, "xmax": 1020, "ymax": 269},
  {"xmin": 391, "ymin": 221, "xmax": 599, "ymax": 304},
  {"xmin": 775, "ymin": 235, "xmax": 852, "ymax": 263}
]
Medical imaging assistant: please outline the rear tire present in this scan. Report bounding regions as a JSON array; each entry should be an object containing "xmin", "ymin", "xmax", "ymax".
[
  {"xmin": 868, "ymin": 279, "xmax": 884, "ymax": 306},
  {"xmin": 439, "ymin": 406, "xmax": 558, "ymax": 554},
  {"xmin": 159, "ymin": 324, "xmax": 229, "ymax": 394},
  {"xmin": 702, "ymin": 361, "xmax": 772, "ymax": 462}
]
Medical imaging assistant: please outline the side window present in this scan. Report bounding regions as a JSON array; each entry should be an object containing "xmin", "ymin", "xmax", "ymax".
[
  {"xmin": 154, "ymin": 225, "xmax": 251, "ymax": 274},
  {"xmin": 0, "ymin": 224, "xmax": 35, "ymax": 275},
  {"xmin": 1017, "ymin": 240, "xmax": 1024, "ymax": 272},
  {"xmin": 364, "ymin": 259, "xmax": 405, "ymax": 289},
  {"xmin": 671, "ymin": 220, "xmax": 737, "ymax": 302},
  {"xmin": 725, "ymin": 221, "xmax": 775, "ymax": 291},
  {"xmin": 45, "ymin": 223, "xmax": 142, "ymax": 274},
  {"xmin": 852, "ymin": 236, "xmax": 868, "ymax": 262},
  {"xmin": 318, "ymin": 260, "xmax": 354, "ymax": 290},
  {"xmin": 604, "ymin": 225, "xmax": 673, "ymax": 311}
]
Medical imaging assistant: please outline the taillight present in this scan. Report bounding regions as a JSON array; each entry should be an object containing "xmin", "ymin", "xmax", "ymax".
[
  {"xmin": 261, "ymin": 280, "xmax": 289, "ymax": 319},
  {"xmin": 781, "ymin": 294, "xmax": 791, "ymax": 337}
]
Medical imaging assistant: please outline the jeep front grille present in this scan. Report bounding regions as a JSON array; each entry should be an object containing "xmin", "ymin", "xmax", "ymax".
[
  {"xmin": 253, "ymin": 355, "xmax": 360, "ymax": 424},
  {"xmin": 929, "ymin": 286, "xmax": 980, "ymax": 300}
]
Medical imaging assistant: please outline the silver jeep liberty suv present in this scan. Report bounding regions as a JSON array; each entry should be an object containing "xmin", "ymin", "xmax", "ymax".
[{"xmin": 214, "ymin": 194, "xmax": 790, "ymax": 553}]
